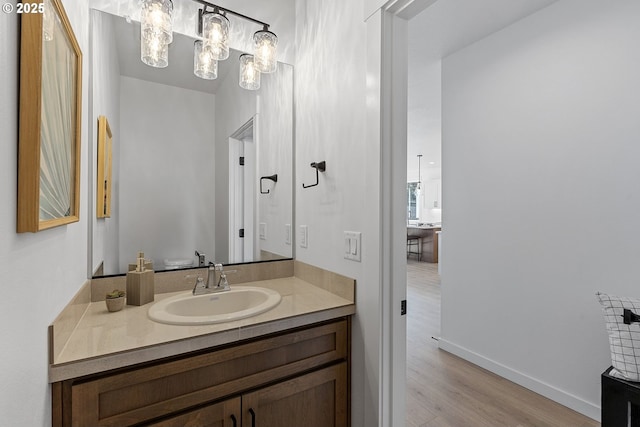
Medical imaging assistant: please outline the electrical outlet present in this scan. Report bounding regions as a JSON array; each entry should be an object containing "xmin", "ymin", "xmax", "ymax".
[
  {"xmin": 344, "ymin": 231, "xmax": 361, "ymax": 262},
  {"xmin": 285, "ymin": 224, "xmax": 291, "ymax": 245},
  {"xmin": 300, "ymin": 225, "xmax": 308, "ymax": 248},
  {"xmin": 259, "ymin": 223, "xmax": 267, "ymax": 240}
]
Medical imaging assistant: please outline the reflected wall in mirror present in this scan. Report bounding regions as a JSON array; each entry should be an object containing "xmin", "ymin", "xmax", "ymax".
[
  {"xmin": 90, "ymin": 10, "xmax": 293, "ymax": 277},
  {"xmin": 18, "ymin": 0, "xmax": 82, "ymax": 232}
]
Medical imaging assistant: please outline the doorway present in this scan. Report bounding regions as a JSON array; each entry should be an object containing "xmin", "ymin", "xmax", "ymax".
[
  {"xmin": 229, "ymin": 117, "xmax": 257, "ymax": 264},
  {"xmin": 384, "ymin": 1, "xmax": 586, "ymax": 426}
]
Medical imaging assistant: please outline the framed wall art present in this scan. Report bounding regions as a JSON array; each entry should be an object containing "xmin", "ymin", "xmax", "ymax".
[
  {"xmin": 17, "ymin": 0, "xmax": 82, "ymax": 232},
  {"xmin": 96, "ymin": 116, "xmax": 112, "ymax": 218}
]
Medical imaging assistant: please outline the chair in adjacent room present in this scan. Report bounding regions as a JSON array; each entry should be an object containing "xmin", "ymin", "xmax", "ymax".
[{"xmin": 407, "ymin": 234, "xmax": 421, "ymax": 261}]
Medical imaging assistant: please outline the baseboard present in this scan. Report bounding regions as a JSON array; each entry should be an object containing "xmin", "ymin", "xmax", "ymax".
[{"xmin": 438, "ymin": 338, "xmax": 601, "ymax": 422}]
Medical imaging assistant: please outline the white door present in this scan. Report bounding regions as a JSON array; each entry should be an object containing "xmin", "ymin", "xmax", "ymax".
[
  {"xmin": 229, "ymin": 119, "xmax": 257, "ymax": 263},
  {"xmin": 242, "ymin": 136, "xmax": 256, "ymax": 261},
  {"xmin": 230, "ymin": 139, "xmax": 245, "ymax": 262}
]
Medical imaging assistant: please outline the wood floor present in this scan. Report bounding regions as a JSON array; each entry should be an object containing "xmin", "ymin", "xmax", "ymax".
[{"xmin": 405, "ymin": 260, "xmax": 600, "ymax": 427}]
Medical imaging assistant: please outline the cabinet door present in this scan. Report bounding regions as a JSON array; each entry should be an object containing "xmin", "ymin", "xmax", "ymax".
[
  {"xmin": 242, "ymin": 362, "xmax": 348, "ymax": 427},
  {"xmin": 147, "ymin": 397, "xmax": 240, "ymax": 427},
  {"xmin": 424, "ymin": 179, "xmax": 441, "ymax": 209}
]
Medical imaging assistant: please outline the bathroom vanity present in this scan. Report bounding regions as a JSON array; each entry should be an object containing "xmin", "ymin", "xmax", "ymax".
[{"xmin": 50, "ymin": 261, "xmax": 354, "ymax": 427}]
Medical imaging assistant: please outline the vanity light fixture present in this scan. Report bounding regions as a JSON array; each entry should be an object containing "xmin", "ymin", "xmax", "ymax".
[
  {"xmin": 239, "ymin": 54, "xmax": 260, "ymax": 90},
  {"xmin": 193, "ymin": 0, "xmax": 278, "ymax": 89},
  {"xmin": 139, "ymin": 0, "xmax": 279, "ymax": 89},
  {"xmin": 253, "ymin": 28, "xmax": 278, "ymax": 73},
  {"xmin": 140, "ymin": 0, "xmax": 173, "ymax": 68},
  {"xmin": 141, "ymin": 35, "xmax": 169, "ymax": 68},
  {"xmin": 201, "ymin": 9, "xmax": 229, "ymax": 60},
  {"xmin": 194, "ymin": 40, "xmax": 218, "ymax": 79}
]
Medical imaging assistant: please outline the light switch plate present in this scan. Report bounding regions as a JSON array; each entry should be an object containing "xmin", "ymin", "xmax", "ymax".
[
  {"xmin": 344, "ymin": 231, "xmax": 361, "ymax": 262},
  {"xmin": 259, "ymin": 223, "xmax": 267, "ymax": 240},
  {"xmin": 285, "ymin": 224, "xmax": 291, "ymax": 245},
  {"xmin": 300, "ymin": 225, "xmax": 308, "ymax": 248}
]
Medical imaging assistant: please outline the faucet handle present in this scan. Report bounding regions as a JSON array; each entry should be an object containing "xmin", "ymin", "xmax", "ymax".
[
  {"xmin": 192, "ymin": 277, "xmax": 206, "ymax": 295},
  {"xmin": 217, "ymin": 272, "xmax": 230, "ymax": 290}
]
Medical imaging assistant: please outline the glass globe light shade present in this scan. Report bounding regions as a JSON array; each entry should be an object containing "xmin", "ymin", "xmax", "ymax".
[
  {"xmin": 253, "ymin": 29, "xmax": 278, "ymax": 73},
  {"xmin": 194, "ymin": 40, "xmax": 218, "ymax": 80},
  {"xmin": 141, "ymin": 34, "xmax": 169, "ymax": 68},
  {"xmin": 141, "ymin": 0, "xmax": 173, "ymax": 44},
  {"xmin": 203, "ymin": 12, "xmax": 230, "ymax": 61},
  {"xmin": 239, "ymin": 54, "xmax": 260, "ymax": 90}
]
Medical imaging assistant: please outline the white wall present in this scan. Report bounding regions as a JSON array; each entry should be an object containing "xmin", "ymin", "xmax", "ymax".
[
  {"xmin": 257, "ymin": 62, "xmax": 294, "ymax": 258},
  {"xmin": 440, "ymin": 0, "xmax": 640, "ymax": 419},
  {"xmin": 91, "ymin": 9, "xmax": 121, "ymax": 275},
  {"xmin": 406, "ymin": 60, "xmax": 440, "ymax": 184},
  {"xmin": 119, "ymin": 77, "xmax": 216, "ymax": 271},
  {"xmin": 0, "ymin": 1, "xmax": 90, "ymax": 426},
  {"xmin": 295, "ymin": 0, "xmax": 374, "ymax": 425}
]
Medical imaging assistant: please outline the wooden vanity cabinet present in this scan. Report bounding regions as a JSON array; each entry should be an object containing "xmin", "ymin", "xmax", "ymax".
[
  {"xmin": 52, "ymin": 318, "xmax": 350, "ymax": 427},
  {"xmin": 146, "ymin": 398, "xmax": 240, "ymax": 427},
  {"xmin": 242, "ymin": 362, "xmax": 347, "ymax": 427}
]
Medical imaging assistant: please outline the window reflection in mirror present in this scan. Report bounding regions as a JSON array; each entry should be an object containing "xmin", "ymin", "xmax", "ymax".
[{"xmin": 407, "ymin": 182, "xmax": 419, "ymax": 221}]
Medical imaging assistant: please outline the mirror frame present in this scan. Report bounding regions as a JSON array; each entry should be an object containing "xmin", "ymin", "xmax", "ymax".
[{"xmin": 17, "ymin": 0, "xmax": 83, "ymax": 232}]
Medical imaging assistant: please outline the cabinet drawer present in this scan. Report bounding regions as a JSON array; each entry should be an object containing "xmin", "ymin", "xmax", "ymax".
[{"xmin": 66, "ymin": 319, "xmax": 348, "ymax": 427}]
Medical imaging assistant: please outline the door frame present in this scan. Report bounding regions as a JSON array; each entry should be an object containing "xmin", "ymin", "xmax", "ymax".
[
  {"xmin": 365, "ymin": 1, "xmax": 435, "ymax": 426},
  {"xmin": 228, "ymin": 116, "xmax": 259, "ymax": 263}
]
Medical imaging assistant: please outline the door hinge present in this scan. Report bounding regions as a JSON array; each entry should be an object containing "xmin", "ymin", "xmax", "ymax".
[
  {"xmin": 239, "ymin": 229, "xmax": 245, "ymax": 238},
  {"xmin": 239, "ymin": 156, "xmax": 245, "ymax": 166},
  {"xmin": 401, "ymin": 300, "xmax": 407, "ymax": 316}
]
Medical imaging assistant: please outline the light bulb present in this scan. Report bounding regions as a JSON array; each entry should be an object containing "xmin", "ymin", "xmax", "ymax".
[
  {"xmin": 141, "ymin": 0, "xmax": 173, "ymax": 44},
  {"xmin": 253, "ymin": 30, "xmax": 277, "ymax": 73},
  {"xmin": 239, "ymin": 54, "xmax": 260, "ymax": 90},
  {"xmin": 194, "ymin": 40, "xmax": 218, "ymax": 80},
  {"xmin": 141, "ymin": 34, "xmax": 168, "ymax": 68},
  {"xmin": 140, "ymin": 0, "xmax": 172, "ymax": 68},
  {"xmin": 203, "ymin": 12, "xmax": 229, "ymax": 61}
]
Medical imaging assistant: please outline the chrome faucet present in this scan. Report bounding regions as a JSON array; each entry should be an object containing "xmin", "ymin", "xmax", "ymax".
[
  {"xmin": 192, "ymin": 263, "xmax": 230, "ymax": 295},
  {"xmin": 195, "ymin": 250, "xmax": 206, "ymax": 267}
]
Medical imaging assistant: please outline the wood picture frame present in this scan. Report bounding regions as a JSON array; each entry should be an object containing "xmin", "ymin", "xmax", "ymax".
[
  {"xmin": 17, "ymin": 0, "xmax": 82, "ymax": 232},
  {"xmin": 96, "ymin": 116, "xmax": 112, "ymax": 218}
]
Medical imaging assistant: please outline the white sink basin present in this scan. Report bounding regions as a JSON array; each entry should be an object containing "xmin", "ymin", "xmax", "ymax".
[{"xmin": 148, "ymin": 287, "xmax": 282, "ymax": 325}]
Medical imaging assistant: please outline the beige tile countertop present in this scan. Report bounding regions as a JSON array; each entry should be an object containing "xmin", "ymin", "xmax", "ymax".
[{"xmin": 49, "ymin": 273, "xmax": 355, "ymax": 383}]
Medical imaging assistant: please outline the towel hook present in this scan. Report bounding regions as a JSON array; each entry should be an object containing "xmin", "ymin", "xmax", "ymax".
[
  {"xmin": 302, "ymin": 161, "xmax": 326, "ymax": 189},
  {"xmin": 260, "ymin": 174, "xmax": 278, "ymax": 194}
]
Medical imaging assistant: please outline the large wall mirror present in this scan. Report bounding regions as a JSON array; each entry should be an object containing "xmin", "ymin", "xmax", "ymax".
[{"xmin": 89, "ymin": 10, "xmax": 293, "ymax": 277}]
